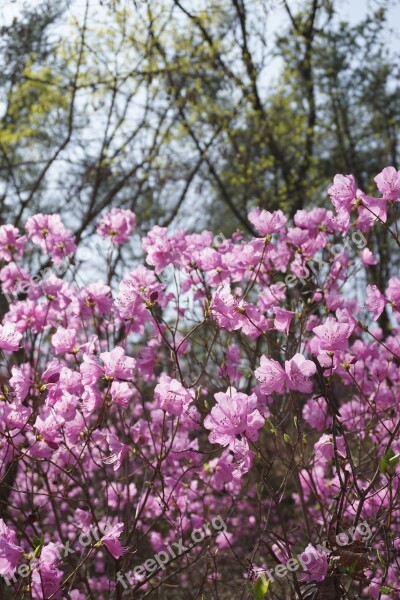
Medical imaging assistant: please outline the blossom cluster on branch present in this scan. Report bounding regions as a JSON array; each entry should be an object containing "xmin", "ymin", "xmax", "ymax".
[{"xmin": 0, "ymin": 167, "xmax": 399, "ymax": 599}]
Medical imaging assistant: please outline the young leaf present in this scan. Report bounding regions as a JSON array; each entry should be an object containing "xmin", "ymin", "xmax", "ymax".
[{"xmin": 251, "ymin": 575, "xmax": 270, "ymax": 600}]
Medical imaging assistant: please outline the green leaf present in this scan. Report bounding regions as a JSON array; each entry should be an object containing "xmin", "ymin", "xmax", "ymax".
[
  {"xmin": 379, "ymin": 586, "xmax": 395, "ymax": 594},
  {"xmin": 32, "ymin": 533, "xmax": 44, "ymax": 558},
  {"xmin": 388, "ymin": 453, "xmax": 400, "ymax": 465},
  {"xmin": 376, "ymin": 548, "xmax": 385, "ymax": 566},
  {"xmin": 32, "ymin": 534, "xmax": 43, "ymax": 549},
  {"xmin": 265, "ymin": 419, "xmax": 277, "ymax": 435},
  {"xmin": 251, "ymin": 575, "xmax": 270, "ymax": 599},
  {"xmin": 379, "ymin": 448, "xmax": 398, "ymax": 475}
]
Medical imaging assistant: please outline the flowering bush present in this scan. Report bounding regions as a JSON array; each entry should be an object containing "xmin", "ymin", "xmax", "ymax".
[{"xmin": 0, "ymin": 168, "xmax": 400, "ymax": 599}]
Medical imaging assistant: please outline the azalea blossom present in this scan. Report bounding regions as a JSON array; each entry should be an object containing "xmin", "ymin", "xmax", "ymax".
[
  {"xmin": 358, "ymin": 193, "xmax": 388, "ymax": 225},
  {"xmin": 110, "ymin": 381, "xmax": 134, "ymax": 408},
  {"xmin": 51, "ymin": 327, "xmax": 78, "ymax": 354},
  {"xmin": 210, "ymin": 284, "xmax": 241, "ymax": 331},
  {"xmin": 254, "ymin": 356, "xmax": 286, "ymax": 394},
  {"xmin": 154, "ymin": 374, "xmax": 194, "ymax": 416},
  {"xmin": 0, "ymin": 225, "xmax": 26, "ymax": 261},
  {"xmin": 300, "ymin": 544, "xmax": 328, "ymax": 583},
  {"xmin": 248, "ymin": 208, "xmax": 287, "ymax": 235},
  {"xmin": 116, "ymin": 265, "xmax": 163, "ymax": 322},
  {"xmin": 0, "ymin": 321, "xmax": 22, "ymax": 351},
  {"xmin": 0, "ymin": 168, "xmax": 398, "ymax": 598},
  {"xmin": 204, "ymin": 387, "xmax": 264, "ymax": 449},
  {"xmin": 360, "ymin": 248, "xmax": 378, "ymax": 266},
  {"xmin": 100, "ymin": 523, "xmax": 127, "ymax": 559},
  {"xmin": 31, "ymin": 542, "xmax": 63, "ymax": 599},
  {"xmin": 365, "ymin": 285, "xmax": 385, "ymax": 321},
  {"xmin": 374, "ymin": 166, "xmax": 400, "ymax": 200},
  {"xmin": 314, "ymin": 434, "xmax": 346, "ymax": 462},
  {"xmin": 97, "ymin": 208, "xmax": 136, "ymax": 244},
  {"xmin": 328, "ymin": 174, "xmax": 357, "ymax": 214},
  {"xmin": 100, "ymin": 347, "xmax": 136, "ymax": 380},
  {"xmin": 284, "ymin": 353, "xmax": 316, "ymax": 393},
  {"xmin": 274, "ymin": 307, "xmax": 295, "ymax": 334},
  {"xmin": 386, "ymin": 277, "xmax": 400, "ymax": 307},
  {"xmin": 0, "ymin": 520, "xmax": 23, "ymax": 579},
  {"xmin": 104, "ymin": 433, "xmax": 130, "ymax": 470},
  {"xmin": 25, "ymin": 213, "xmax": 76, "ymax": 265},
  {"xmin": 312, "ymin": 317, "xmax": 353, "ymax": 352}
]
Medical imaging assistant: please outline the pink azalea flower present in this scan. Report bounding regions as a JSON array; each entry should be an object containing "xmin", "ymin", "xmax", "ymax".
[
  {"xmin": 74, "ymin": 509, "xmax": 93, "ymax": 533},
  {"xmin": 116, "ymin": 265, "xmax": 162, "ymax": 320},
  {"xmin": 0, "ymin": 519, "xmax": 24, "ymax": 579},
  {"xmin": 294, "ymin": 207, "xmax": 330, "ymax": 232},
  {"xmin": 51, "ymin": 327, "xmax": 77, "ymax": 354},
  {"xmin": 328, "ymin": 174, "xmax": 357, "ymax": 213},
  {"xmin": 110, "ymin": 381, "xmax": 133, "ymax": 408},
  {"xmin": 254, "ymin": 356, "xmax": 286, "ymax": 394},
  {"xmin": 237, "ymin": 300, "xmax": 270, "ymax": 339},
  {"xmin": 100, "ymin": 347, "xmax": 136, "ymax": 380},
  {"xmin": 3, "ymin": 402, "xmax": 32, "ymax": 430},
  {"xmin": 208, "ymin": 452, "xmax": 236, "ymax": 490},
  {"xmin": 5, "ymin": 299, "xmax": 48, "ymax": 334},
  {"xmin": 284, "ymin": 353, "xmax": 316, "ymax": 393},
  {"xmin": 34, "ymin": 410, "xmax": 64, "ymax": 447},
  {"xmin": 312, "ymin": 317, "xmax": 353, "ymax": 352},
  {"xmin": 365, "ymin": 285, "xmax": 385, "ymax": 321},
  {"xmin": 229, "ymin": 437, "xmax": 255, "ymax": 477},
  {"xmin": 248, "ymin": 208, "xmax": 287, "ymax": 235},
  {"xmin": 374, "ymin": 166, "xmax": 400, "ymax": 200},
  {"xmin": 0, "ymin": 225, "xmax": 26, "ymax": 261},
  {"xmin": 204, "ymin": 387, "xmax": 264, "ymax": 448},
  {"xmin": 300, "ymin": 544, "xmax": 328, "ymax": 583},
  {"xmin": 25, "ymin": 213, "xmax": 76, "ymax": 265},
  {"xmin": 10, "ymin": 363, "xmax": 33, "ymax": 402},
  {"xmin": 359, "ymin": 193, "xmax": 388, "ymax": 224},
  {"xmin": 97, "ymin": 208, "xmax": 136, "ymax": 244},
  {"xmin": 274, "ymin": 307, "xmax": 295, "ymax": 334},
  {"xmin": 100, "ymin": 523, "xmax": 127, "ymax": 559},
  {"xmin": 104, "ymin": 433, "xmax": 130, "ymax": 470},
  {"xmin": 303, "ymin": 397, "xmax": 332, "ymax": 431},
  {"xmin": 286, "ymin": 226, "xmax": 310, "ymax": 246},
  {"xmin": 314, "ymin": 434, "xmax": 346, "ymax": 462},
  {"xmin": 142, "ymin": 225, "xmax": 186, "ymax": 273},
  {"xmin": 42, "ymin": 358, "xmax": 63, "ymax": 384},
  {"xmin": 386, "ymin": 277, "xmax": 400, "ymax": 307},
  {"xmin": 210, "ymin": 284, "xmax": 241, "ymax": 331},
  {"xmin": 31, "ymin": 542, "xmax": 63, "ymax": 599},
  {"xmin": 259, "ymin": 283, "xmax": 287, "ymax": 311},
  {"xmin": 154, "ymin": 374, "xmax": 194, "ymax": 416},
  {"xmin": 0, "ymin": 321, "xmax": 22, "ymax": 351},
  {"xmin": 136, "ymin": 346, "xmax": 156, "ymax": 381},
  {"xmin": 80, "ymin": 354, "xmax": 104, "ymax": 386},
  {"xmin": 78, "ymin": 282, "xmax": 113, "ymax": 317},
  {"xmin": 0, "ymin": 262, "xmax": 30, "ymax": 294},
  {"xmin": 360, "ymin": 248, "xmax": 377, "ymax": 266}
]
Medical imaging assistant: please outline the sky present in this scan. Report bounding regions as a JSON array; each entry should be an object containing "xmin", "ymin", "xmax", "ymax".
[
  {"xmin": 266, "ymin": 0, "xmax": 400, "ymax": 53},
  {"xmin": 2, "ymin": 0, "xmax": 400, "ymax": 32},
  {"xmin": 2, "ymin": 0, "xmax": 399, "ymax": 67}
]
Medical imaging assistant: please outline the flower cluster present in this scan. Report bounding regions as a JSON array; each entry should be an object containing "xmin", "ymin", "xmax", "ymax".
[{"xmin": 0, "ymin": 169, "xmax": 400, "ymax": 599}]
